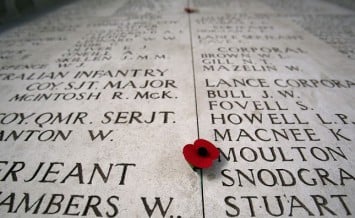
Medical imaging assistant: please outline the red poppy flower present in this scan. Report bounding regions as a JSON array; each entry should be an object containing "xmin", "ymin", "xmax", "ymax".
[{"xmin": 183, "ymin": 139, "xmax": 219, "ymax": 169}]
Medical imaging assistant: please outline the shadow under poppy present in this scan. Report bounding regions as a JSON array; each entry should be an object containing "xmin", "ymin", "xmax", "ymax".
[{"xmin": 203, "ymin": 153, "xmax": 228, "ymax": 181}]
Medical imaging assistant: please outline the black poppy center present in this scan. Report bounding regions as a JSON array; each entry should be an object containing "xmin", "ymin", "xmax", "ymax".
[{"xmin": 197, "ymin": 147, "xmax": 209, "ymax": 157}]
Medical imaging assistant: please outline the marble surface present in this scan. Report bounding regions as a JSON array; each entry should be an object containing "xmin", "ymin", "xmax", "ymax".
[{"xmin": 0, "ymin": 0, "xmax": 354, "ymax": 217}]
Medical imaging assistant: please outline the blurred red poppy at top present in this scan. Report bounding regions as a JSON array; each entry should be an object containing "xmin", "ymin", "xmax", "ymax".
[{"xmin": 183, "ymin": 139, "xmax": 219, "ymax": 169}]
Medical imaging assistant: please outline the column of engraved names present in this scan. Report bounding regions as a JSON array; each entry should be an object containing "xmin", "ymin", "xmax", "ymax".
[
  {"xmin": 0, "ymin": 8, "xmax": 200, "ymax": 217},
  {"xmin": 191, "ymin": 13, "xmax": 355, "ymax": 217}
]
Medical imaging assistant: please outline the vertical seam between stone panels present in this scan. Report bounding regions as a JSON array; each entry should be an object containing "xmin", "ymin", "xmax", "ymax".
[{"xmin": 187, "ymin": 0, "xmax": 205, "ymax": 217}]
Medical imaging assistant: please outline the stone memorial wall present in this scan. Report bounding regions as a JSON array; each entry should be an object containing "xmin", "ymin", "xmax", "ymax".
[{"xmin": 0, "ymin": 0, "xmax": 354, "ymax": 217}]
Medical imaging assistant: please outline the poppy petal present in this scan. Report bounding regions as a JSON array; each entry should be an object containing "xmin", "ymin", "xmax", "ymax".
[
  {"xmin": 192, "ymin": 156, "xmax": 213, "ymax": 168},
  {"xmin": 208, "ymin": 146, "xmax": 220, "ymax": 159}
]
